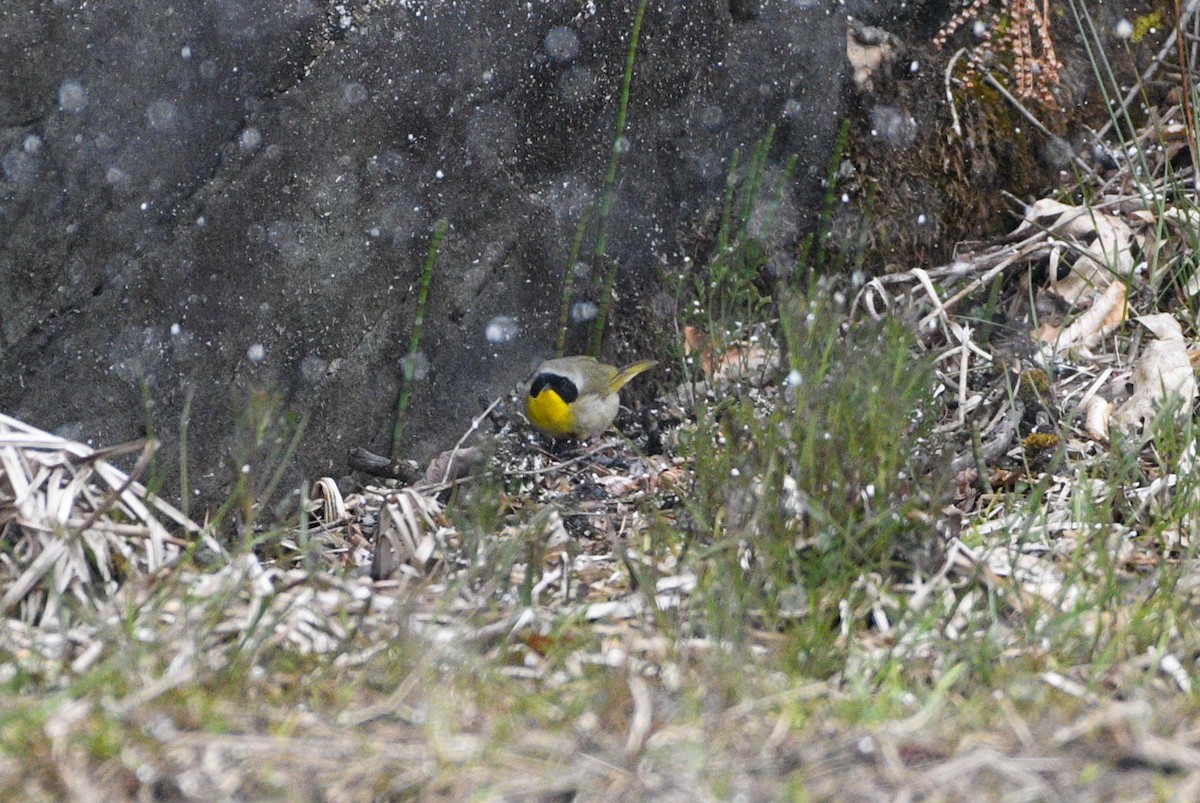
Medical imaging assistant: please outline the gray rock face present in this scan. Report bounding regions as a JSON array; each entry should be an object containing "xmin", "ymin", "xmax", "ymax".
[{"xmin": 0, "ymin": 1, "xmax": 857, "ymax": 509}]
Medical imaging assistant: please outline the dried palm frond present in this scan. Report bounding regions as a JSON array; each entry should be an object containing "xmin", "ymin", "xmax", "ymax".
[
  {"xmin": 0, "ymin": 413, "xmax": 220, "ymax": 628},
  {"xmin": 370, "ymin": 487, "xmax": 447, "ymax": 581}
]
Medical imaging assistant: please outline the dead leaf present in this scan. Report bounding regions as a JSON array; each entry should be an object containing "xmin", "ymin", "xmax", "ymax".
[
  {"xmin": 1042, "ymin": 280, "xmax": 1127, "ymax": 350},
  {"xmin": 1017, "ymin": 199, "xmax": 1136, "ymax": 306},
  {"xmin": 594, "ymin": 473, "xmax": 644, "ymax": 497},
  {"xmin": 682, "ymin": 325, "xmax": 779, "ymax": 383},
  {"xmin": 683, "ymin": 325, "xmax": 715, "ymax": 377},
  {"xmin": 423, "ymin": 446, "xmax": 485, "ymax": 486},
  {"xmin": 655, "ymin": 464, "xmax": 690, "ymax": 492},
  {"xmin": 1112, "ymin": 314, "xmax": 1197, "ymax": 432},
  {"xmin": 1084, "ymin": 396, "xmax": 1111, "ymax": 441}
]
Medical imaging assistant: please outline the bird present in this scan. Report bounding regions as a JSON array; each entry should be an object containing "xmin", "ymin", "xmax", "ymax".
[{"xmin": 526, "ymin": 356, "xmax": 657, "ymax": 439}]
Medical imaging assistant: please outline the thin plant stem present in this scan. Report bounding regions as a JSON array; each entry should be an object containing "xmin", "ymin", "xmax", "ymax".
[
  {"xmin": 257, "ymin": 413, "xmax": 308, "ymax": 521},
  {"xmin": 801, "ymin": 117, "xmax": 851, "ymax": 277},
  {"xmin": 589, "ymin": 0, "xmax": 649, "ymax": 356},
  {"xmin": 393, "ymin": 218, "xmax": 448, "ymax": 458},
  {"xmin": 739, "ymin": 125, "xmax": 776, "ymax": 228},
  {"xmin": 179, "ymin": 386, "xmax": 193, "ymax": 521},
  {"xmin": 716, "ymin": 149, "xmax": 742, "ymax": 263},
  {"xmin": 556, "ymin": 208, "xmax": 593, "ymax": 356}
]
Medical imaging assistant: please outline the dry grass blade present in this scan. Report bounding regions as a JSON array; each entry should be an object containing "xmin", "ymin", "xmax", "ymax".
[
  {"xmin": 0, "ymin": 414, "xmax": 216, "ymax": 628},
  {"xmin": 310, "ymin": 476, "xmax": 346, "ymax": 525},
  {"xmin": 370, "ymin": 487, "xmax": 444, "ymax": 580}
]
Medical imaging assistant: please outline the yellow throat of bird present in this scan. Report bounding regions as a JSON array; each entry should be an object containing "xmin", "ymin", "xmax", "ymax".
[{"xmin": 527, "ymin": 381, "xmax": 576, "ymax": 438}]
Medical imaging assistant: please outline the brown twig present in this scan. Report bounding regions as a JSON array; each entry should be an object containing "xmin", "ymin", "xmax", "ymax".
[{"xmin": 75, "ymin": 438, "xmax": 157, "ymax": 533}]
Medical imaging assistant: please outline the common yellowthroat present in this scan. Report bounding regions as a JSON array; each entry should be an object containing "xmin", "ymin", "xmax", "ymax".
[{"xmin": 527, "ymin": 356, "xmax": 657, "ymax": 439}]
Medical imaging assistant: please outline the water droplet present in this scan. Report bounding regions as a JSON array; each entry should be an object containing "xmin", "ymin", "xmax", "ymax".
[
  {"xmin": 2, "ymin": 149, "xmax": 35, "ymax": 183},
  {"xmin": 301, "ymin": 355, "xmax": 329, "ymax": 382},
  {"xmin": 399, "ymin": 351, "xmax": 430, "ymax": 380},
  {"xmin": 485, "ymin": 315, "xmax": 518, "ymax": 344},
  {"xmin": 543, "ymin": 26, "xmax": 580, "ymax": 63},
  {"xmin": 266, "ymin": 221, "xmax": 305, "ymax": 264},
  {"xmin": 146, "ymin": 99, "xmax": 180, "ymax": 132},
  {"xmin": 558, "ymin": 66, "xmax": 597, "ymax": 104},
  {"xmin": 105, "ymin": 166, "xmax": 130, "ymax": 189},
  {"xmin": 343, "ymin": 81, "xmax": 368, "ymax": 106},
  {"xmin": 869, "ymin": 105, "xmax": 918, "ymax": 148},
  {"xmin": 239, "ymin": 128, "xmax": 262, "ymax": 151},
  {"xmin": 465, "ymin": 105, "xmax": 518, "ymax": 169},
  {"xmin": 570, "ymin": 301, "xmax": 598, "ymax": 323},
  {"xmin": 693, "ymin": 151, "xmax": 723, "ymax": 180},
  {"xmin": 58, "ymin": 80, "xmax": 88, "ymax": 113},
  {"xmin": 697, "ymin": 105, "xmax": 723, "ymax": 129}
]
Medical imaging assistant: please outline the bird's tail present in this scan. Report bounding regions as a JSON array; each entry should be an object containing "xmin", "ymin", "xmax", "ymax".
[{"xmin": 609, "ymin": 359, "xmax": 657, "ymax": 393}]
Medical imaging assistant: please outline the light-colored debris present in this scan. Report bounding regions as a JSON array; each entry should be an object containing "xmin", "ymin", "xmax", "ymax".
[
  {"xmin": 1041, "ymin": 279, "xmax": 1126, "ymax": 350},
  {"xmin": 370, "ymin": 487, "xmax": 446, "ymax": 580},
  {"xmin": 423, "ymin": 445, "xmax": 485, "ymax": 486},
  {"xmin": 309, "ymin": 476, "xmax": 346, "ymax": 524},
  {"xmin": 1084, "ymin": 395, "xmax": 1112, "ymax": 440},
  {"xmin": 1112, "ymin": 313, "xmax": 1197, "ymax": 432},
  {"xmin": 1016, "ymin": 198, "xmax": 1136, "ymax": 306},
  {"xmin": 0, "ymin": 413, "xmax": 219, "ymax": 628},
  {"xmin": 847, "ymin": 18, "xmax": 900, "ymax": 93}
]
